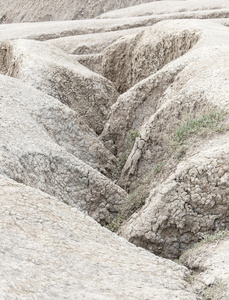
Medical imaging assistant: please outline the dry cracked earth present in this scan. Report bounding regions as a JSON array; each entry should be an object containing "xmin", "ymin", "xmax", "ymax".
[{"xmin": 1, "ymin": 0, "xmax": 229, "ymax": 299}]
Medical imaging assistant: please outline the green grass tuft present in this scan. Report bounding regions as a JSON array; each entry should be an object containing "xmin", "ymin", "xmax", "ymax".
[
  {"xmin": 180, "ymin": 230, "xmax": 229, "ymax": 265},
  {"xmin": 173, "ymin": 110, "xmax": 228, "ymax": 145}
]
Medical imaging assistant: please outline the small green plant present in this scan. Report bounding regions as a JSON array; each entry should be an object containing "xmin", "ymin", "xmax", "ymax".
[
  {"xmin": 113, "ymin": 129, "xmax": 139, "ymax": 179},
  {"xmin": 170, "ymin": 110, "xmax": 228, "ymax": 161},
  {"xmin": 173, "ymin": 110, "xmax": 227, "ymax": 145},
  {"xmin": 127, "ymin": 129, "xmax": 140, "ymax": 141}
]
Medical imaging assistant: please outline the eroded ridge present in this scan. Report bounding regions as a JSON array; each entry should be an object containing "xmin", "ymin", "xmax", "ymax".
[{"xmin": 0, "ymin": 74, "xmax": 127, "ymax": 224}]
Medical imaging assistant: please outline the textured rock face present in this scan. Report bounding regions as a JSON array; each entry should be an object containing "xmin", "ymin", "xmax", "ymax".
[
  {"xmin": 101, "ymin": 20, "xmax": 202, "ymax": 154},
  {"xmin": 0, "ymin": 175, "xmax": 197, "ymax": 300},
  {"xmin": 45, "ymin": 27, "xmax": 148, "ymax": 74},
  {"xmin": 1, "ymin": 39, "xmax": 118, "ymax": 134},
  {"xmin": 0, "ymin": 74, "xmax": 127, "ymax": 224},
  {"xmin": 101, "ymin": 58, "xmax": 186, "ymax": 155},
  {"xmin": 73, "ymin": 53, "xmax": 104, "ymax": 75},
  {"xmin": 101, "ymin": 20, "xmax": 229, "ymax": 158}
]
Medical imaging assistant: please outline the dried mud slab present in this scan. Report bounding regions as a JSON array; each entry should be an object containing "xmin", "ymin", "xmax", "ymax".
[
  {"xmin": 0, "ymin": 175, "xmax": 197, "ymax": 300},
  {"xmin": 180, "ymin": 233, "xmax": 229, "ymax": 299}
]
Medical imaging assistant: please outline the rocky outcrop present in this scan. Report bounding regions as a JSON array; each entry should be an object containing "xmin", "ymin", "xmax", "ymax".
[{"xmin": 1, "ymin": 39, "xmax": 118, "ymax": 134}]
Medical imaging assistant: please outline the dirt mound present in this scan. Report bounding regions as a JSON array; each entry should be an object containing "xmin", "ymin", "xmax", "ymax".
[
  {"xmin": 99, "ymin": 0, "xmax": 229, "ymax": 19},
  {"xmin": 180, "ymin": 231, "xmax": 229, "ymax": 299},
  {"xmin": 0, "ymin": 0, "xmax": 158, "ymax": 23},
  {"xmin": 120, "ymin": 142, "xmax": 229, "ymax": 258}
]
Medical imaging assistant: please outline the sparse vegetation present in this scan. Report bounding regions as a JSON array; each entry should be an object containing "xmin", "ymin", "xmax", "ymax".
[
  {"xmin": 198, "ymin": 230, "xmax": 229, "ymax": 245},
  {"xmin": 183, "ymin": 271, "xmax": 228, "ymax": 299},
  {"xmin": 173, "ymin": 110, "xmax": 228, "ymax": 145},
  {"xmin": 152, "ymin": 161, "xmax": 166, "ymax": 174},
  {"xmin": 107, "ymin": 161, "xmax": 165, "ymax": 232},
  {"xmin": 170, "ymin": 110, "xmax": 228, "ymax": 161},
  {"xmin": 113, "ymin": 129, "xmax": 139, "ymax": 179},
  {"xmin": 184, "ymin": 273, "xmax": 195, "ymax": 284},
  {"xmin": 175, "ymin": 144, "xmax": 188, "ymax": 160},
  {"xmin": 180, "ymin": 230, "xmax": 229, "ymax": 265},
  {"xmin": 105, "ymin": 184, "xmax": 149, "ymax": 232}
]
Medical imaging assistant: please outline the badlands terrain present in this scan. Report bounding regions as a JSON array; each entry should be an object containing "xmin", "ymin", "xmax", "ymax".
[{"xmin": 1, "ymin": 0, "xmax": 229, "ymax": 299}]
